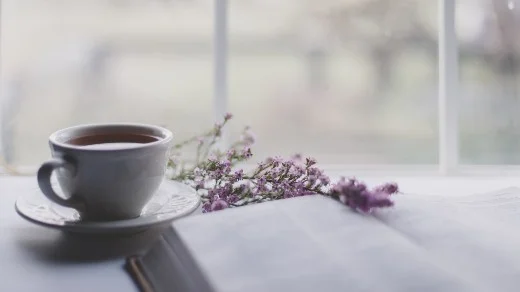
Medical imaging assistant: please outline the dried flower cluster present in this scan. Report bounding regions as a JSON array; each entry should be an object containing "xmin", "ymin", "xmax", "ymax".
[{"xmin": 168, "ymin": 114, "xmax": 398, "ymax": 213}]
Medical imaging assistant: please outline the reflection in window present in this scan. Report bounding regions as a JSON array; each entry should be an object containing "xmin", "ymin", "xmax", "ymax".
[
  {"xmin": 1, "ymin": 0, "xmax": 213, "ymax": 165},
  {"xmin": 459, "ymin": 0, "xmax": 520, "ymax": 164},
  {"xmin": 228, "ymin": 0, "xmax": 438, "ymax": 164}
]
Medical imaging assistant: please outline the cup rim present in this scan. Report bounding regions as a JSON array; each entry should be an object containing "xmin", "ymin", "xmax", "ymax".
[{"xmin": 49, "ymin": 123, "xmax": 173, "ymax": 151}]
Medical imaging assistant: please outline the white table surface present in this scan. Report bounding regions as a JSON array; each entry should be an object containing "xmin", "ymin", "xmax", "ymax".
[
  {"xmin": 0, "ymin": 176, "xmax": 167, "ymax": 292},
  {"xmin": 2, "ymin": 175, "xmax": 520, "ymax": 292}
]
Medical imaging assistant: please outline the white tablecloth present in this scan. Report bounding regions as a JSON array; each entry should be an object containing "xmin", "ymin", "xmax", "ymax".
[
  {"xmin": 0, "ymin": 176, "xmax": 162, "ymax": 292},
  {"xmin": 2, "ymin": 175, "xmax": 520, "ymax": 291}
]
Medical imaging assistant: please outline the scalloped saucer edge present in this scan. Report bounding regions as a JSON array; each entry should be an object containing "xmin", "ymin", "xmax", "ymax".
[{"xmin": 15, "ymin": 180, "xmax": 201, "ymax": 234}]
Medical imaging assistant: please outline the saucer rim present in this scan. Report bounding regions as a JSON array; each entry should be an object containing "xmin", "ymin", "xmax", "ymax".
[{"xmin": 14, "ymin": 180, "xmax": 201, "ymax": 234}]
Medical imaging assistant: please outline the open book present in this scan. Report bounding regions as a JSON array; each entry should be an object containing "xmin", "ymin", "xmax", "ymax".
[{"xmin": 126, "ymin": 188, "xmax": 520, "ymax": 292}]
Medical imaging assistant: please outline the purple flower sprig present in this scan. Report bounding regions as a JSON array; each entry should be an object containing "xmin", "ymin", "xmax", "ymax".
[
  {"xmin": 195, "ymin": 156, "xmax": 331, "ymax": 212},
  {"xmin": 329, "ymin": 178, "xmax": 399, "ymax": 213},
  {"xmin": 196, "ymin": 157, "xmax": 398, "ymax": 213},
  {"xmin": 168, "ymin": 113, "xmax": 253, "ymax": 181},
  {"xmin": 168, "ymin": 113, "xmax": 399, "ymax": 213}
]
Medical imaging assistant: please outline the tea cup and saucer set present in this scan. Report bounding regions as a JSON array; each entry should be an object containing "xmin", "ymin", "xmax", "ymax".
[{"xmin": 15, "ymin": 123, "xmax": 200, "ymax": 235}]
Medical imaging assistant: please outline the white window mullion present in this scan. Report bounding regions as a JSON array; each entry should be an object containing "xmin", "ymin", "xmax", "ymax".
[
  {"xmin": 438, "ymin": 0, "xmax": 459, "ymax": 175},
  {"xmin": 0, "ymin": 0, "xmax": 6, "ymax": 170},
  {"xmin": 214, "ymin": 0, "xmax": 228, "ymax": 148}
]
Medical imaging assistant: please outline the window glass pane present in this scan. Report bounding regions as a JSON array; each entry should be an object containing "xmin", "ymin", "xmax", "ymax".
[
  {"xmin": 228, "ymin": 0, "xmax": 438, "ymax": 164},
  {"xmin": 459, "ymin": 0, "xmax": 520, "ymax": 164},
  {"xmin": 1, "ymin": 0, "xmax": 213, "ymax": 165}
]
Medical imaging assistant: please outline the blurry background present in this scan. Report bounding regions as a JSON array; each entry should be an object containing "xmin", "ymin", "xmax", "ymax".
[{"xmin": 0, "ymin": 0, "xmax": 518, "ymax": 166}]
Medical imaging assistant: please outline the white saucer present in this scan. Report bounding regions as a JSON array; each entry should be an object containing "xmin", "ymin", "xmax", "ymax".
[{"xmin": 15, "ymin": 180, "xmax": 200, "ymax": 234}]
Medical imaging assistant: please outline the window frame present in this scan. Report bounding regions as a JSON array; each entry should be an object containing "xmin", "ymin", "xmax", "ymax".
[
  {"xmin": 212, "ymin": 0, "xmax": 463, "ymax": 175},
  {"xmin": 438, "ymin": 0, "xmax": 458, "ymax": 174}
]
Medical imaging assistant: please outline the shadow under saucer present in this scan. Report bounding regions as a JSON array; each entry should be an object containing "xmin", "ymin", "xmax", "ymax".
[{"xmin": 14, "ymin": 225, "xmax": 167, "ymax": 264}]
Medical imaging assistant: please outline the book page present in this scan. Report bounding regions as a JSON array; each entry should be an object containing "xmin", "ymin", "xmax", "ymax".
[
  {"xmin": 172, "ymin": 195, "xmax": 485, "ymax": 292},
  {"xmin": 413, "ymin": 187, "xmax": 520, "ymax": 225},
  {"xmin": 375, "ymin": 188, "xmax": 520, "ymax": 292}
]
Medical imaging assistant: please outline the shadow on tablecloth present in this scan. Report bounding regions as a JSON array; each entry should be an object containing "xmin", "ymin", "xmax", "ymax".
[{"xmin": 13, "ymin": 225, "xmax": 166, "ymax": 263}]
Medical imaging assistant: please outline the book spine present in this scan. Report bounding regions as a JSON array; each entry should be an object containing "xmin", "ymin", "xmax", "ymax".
[{"xmin": 125, "ymin": 227, "xmax": 216, "ymax": 292}]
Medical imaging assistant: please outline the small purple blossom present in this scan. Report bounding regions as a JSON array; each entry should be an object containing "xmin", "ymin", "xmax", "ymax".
[
  {"xmin": 241, "ymin": 147, "xmax": 253, "ymax": 159},
  {"xmin": 373, "ymin": 182, "xmax": 399, "ymax": 194},
  {"xmin": 227, "ymin": 195, "xmax": 239, "ymax": 204},
  {"xmin": 202, "ymin": 202, "xmax": 212, "ymax": 213},
  {"xmin": 195, "ymin": 180, "xmax": 205, "ymax": 190},
  {"xmin": 256, "ymin": 177, "xmax": 268, "ymax": 193},
  {"xmin": 305, "ymin": 157, "xmax": 317, "ymax": 166},
  {"xmin": 307, "ymin": 167, "xmax": 322, "ymax": 177},
  {"xmin": 291, "ymin": 153, "xmax": 303, "ymax": 161},
  {"xmin": 266, "ymin": 156, "xmax": 283, "ymax": 167},
  {"xmin": 224, "ymin": 113, "xmax": 233, "ymax": 121},
  {"xmin": 330, "ymin": 177, "xmax": 395, "ymax": 213},
  {"xmin": 240, "ymin": 127, "xmax": 256, "ymax": 146},
  {"xmin": 366, "ymin": 192, "xmax": 394, "ymax": 208},
  {"xmin": 232, "ymin": 169, "xmax": 244, "ymax": 182},
  {"xmin": 211, "ymin": 199, "xmax": 229, "ymax": 211},
  {"xmin": 235, "ymin": 183, "xmax": 251, "ymax": 195},
  {"xmin": 226, "ymin": 149, "xmax": 236, "ymax": 160},
  {"xmin": 289, "ymin": 165, "xmax": 306, "ymax": 177},
  {"xmin": 319, "ymin": 175, "xmax": 330, "ymax": 186},
  {"xmin": 221, "ymin": 160, "xmax": 232, "ymax": 173},
  {"xmin": 307, "ymin": 175, "xmax": 318, "ymax": 186}
]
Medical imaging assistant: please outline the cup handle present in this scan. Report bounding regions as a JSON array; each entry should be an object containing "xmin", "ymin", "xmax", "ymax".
[{"xmin": 37, "ymin": 157, "xmax": 84, "ymax": 211}]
